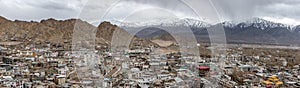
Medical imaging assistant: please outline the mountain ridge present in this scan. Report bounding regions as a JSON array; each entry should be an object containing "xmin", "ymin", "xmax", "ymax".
[
  {"xmin": 2, "ymin": 15, "xmax": 300, "ymax": 47},
  {"xmin": 113, "ymin": 17, "xmax": 300, "ymax": 46},
  {"xmin": 0, "ymin": 16, "xmax": 156, "ymax": 48}
]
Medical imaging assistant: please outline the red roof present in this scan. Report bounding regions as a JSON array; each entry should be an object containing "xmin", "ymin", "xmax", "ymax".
[{"xmin": 197, "ymin": 66, "xmax": 210, "ymax": 69}]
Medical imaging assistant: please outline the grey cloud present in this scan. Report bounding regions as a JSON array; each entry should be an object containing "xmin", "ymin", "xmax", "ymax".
[
  {"xmin": 0, "ymin": 0, "xmax": 85, "ymax": 21},
  {"xmin": 25, "ymin": 1, "xmax": 72, "ymax": 10},
  {"xmin": 258, "ymin": 3, "xmax": 300, "ymax": 18},
  {"xmin": 211, "ymin": 0, "xmax": 300, "ymax": 22},
  {"xmin": 1, "ymin": 0, "xmax": 300, "ymax": 25}
]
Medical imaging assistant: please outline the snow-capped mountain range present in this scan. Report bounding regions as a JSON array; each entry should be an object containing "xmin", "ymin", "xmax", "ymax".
[
  {"xmin": 222, "ymin": 18, "xmax": 295, "ymax": 30},
  {"xmin": 109, "ymin": 17, "xmax": 300, "ymax": 45},
  {"xmin": 111, "ymin": 18, "xmax": 211, "ymax": 28},
  {"xmin": 111, "ymin": 17, "xmax": 297, "ymax": 30}
]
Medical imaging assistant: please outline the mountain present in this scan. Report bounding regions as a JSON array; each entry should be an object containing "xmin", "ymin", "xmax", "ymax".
[
  {"xmin": 2, "ymin": 15, "xmax": 300, "ymax": 47},
  {"xmin": 111, "ymin": 18, "xmax": 210, "ymax": 42},
  {"xmin": 112, "ymin": 18, "xmax": 210, "ymax": 28},
  {"xmin": 0, "ymin": 16, "xmax": 9, "ymax": 23},
  {"xmin": 113, "ymin": 17, "xmax": 300, "ymax": 46},
  {"xmin": 0, "ymin": 16, "xmax": 156, "ymax": 49},
  {"xmin": 223, "ymin": 18, "xmax": 293, "ymax": 30},
  {"xmin": 223, "ymin": 18, "xmax": 300, "ymax": 45},
  {"xmin": 0, "ymin": 17, "xmax": 97, "ymax": 45}
]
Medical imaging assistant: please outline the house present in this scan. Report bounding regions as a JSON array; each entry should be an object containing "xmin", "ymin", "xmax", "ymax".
[
  {"xmin": 130, "ymin": 68, "xmax": 142, "ymax": 78},
  {"xmin": 55, "ymin": 75, "xmax": 66, "ymax": 85}
]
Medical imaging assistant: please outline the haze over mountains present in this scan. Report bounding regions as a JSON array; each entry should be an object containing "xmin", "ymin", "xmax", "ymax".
[{"xmin": 113, "ymin": 17, "xmax": 300, "ymax": 46}]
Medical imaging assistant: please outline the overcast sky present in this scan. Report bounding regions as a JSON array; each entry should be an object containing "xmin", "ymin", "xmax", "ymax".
[{"xmin": 1, "ymin": 0, "xmax": 300, "ymax": 25}]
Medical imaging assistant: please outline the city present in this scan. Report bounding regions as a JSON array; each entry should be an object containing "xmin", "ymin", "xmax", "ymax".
[
  {"xmin": 1, "ymin": 38, "xmax": 300, "ymax": 87},
  {"xmin": 1, "ymin": 0, "xmax": 300, "ymax": 88}
]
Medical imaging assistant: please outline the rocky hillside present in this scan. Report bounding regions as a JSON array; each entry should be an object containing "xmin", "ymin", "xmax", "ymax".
[
  {"xmin": 0, "ymin": 16, "xmax": 155, "ymax": 48},
  {"xmin": 0, "ymin": 16, "xmax": 89, "ymax": 44}
]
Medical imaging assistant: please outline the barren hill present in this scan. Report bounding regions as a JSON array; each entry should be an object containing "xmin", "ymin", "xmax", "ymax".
[{"xmin": 0, "ymin": 16, "xmax": 156, "ymax": 49}]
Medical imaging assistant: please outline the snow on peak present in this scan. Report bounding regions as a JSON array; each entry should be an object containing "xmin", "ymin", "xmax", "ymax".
[
  {"xmin": 110, "ymin": 17, "xmax": 210, "ymax": 28},
  {"xmin": 109, "ymin": 17, "xmax": 298, "ymax": 31},
  {"xmin": 223, "ymin": 17, "xmax": 293, "ymax": 30}
]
